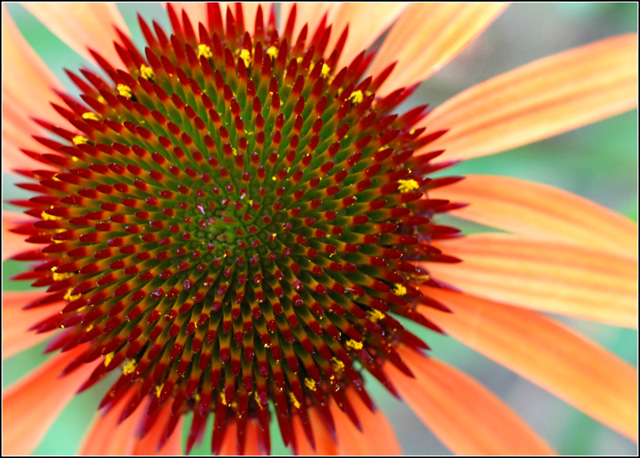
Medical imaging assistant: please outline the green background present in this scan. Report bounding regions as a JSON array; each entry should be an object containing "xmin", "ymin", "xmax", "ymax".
[{"xmin": 3, "ymin": 3, "xmax": 637, "ymax": 455}]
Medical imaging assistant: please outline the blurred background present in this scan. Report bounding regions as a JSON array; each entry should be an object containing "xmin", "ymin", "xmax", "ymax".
[{"xmin": 3, "ymin": 3, "xmax": 637, "ymax": 455}]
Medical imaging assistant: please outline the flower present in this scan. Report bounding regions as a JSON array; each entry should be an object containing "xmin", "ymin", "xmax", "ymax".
[{"xmin": 2, "ymin": 2, "xmax": 637, "ymax": 455}]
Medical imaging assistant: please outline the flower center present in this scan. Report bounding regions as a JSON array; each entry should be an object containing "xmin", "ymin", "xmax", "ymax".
[{"xmin": 13, "ymin": 4, "xmax": 461, "ymax": 454}]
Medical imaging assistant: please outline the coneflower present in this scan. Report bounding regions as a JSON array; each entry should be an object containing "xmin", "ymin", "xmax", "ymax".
[{"xmin": 3, "ymin": 3, "xmax": 637, "ymax": 455}]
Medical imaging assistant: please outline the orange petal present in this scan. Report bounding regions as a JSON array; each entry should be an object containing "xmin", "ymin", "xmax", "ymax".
[
  {"xmin": 3, "ymin": 290, "xmax": 60, "ymax": 358},
  {"xmin": 167, "ymin": 3, "xmax": 273, "ymax": 37},
  {"xmin": 328, "ymin": 3, "xmax": 408, "ymax": 69},
  {"xmin": 2, "ymin": 99, "xmax": 57, "ymax": 173},
  {"xmin": 2, "ymin": 8, "xmax": 62, "ymax": 173},
  {"xmin": 166, "ymin": 2, "xmax": 208, "ymax": 27},
  {"xmin": 22, "ymin": 3, "xmax": 128, "ymax": 66},
  {"xmin": 428, "ymin": 234, "xmax": 638, "ymax": 327},
  {"xmin": 420, "ymin": 287, "xmax": 639, "ymax": 441},
  {"xmin": 2, "ymin": 211, "xmax": 34, "ymax": 261},
  {"xmin": 387, "ymin": 350, "xmax": 554, "ymax": 455},
  {"xmin": 2, "ymin": 346, "xmax": 99, "ymax": 455},
  {"xmin": 279, "ymin": 4, "xmax": 339, "ymax": 47},
  {"xmin": 296, "ymin": 413, "xmax": 339, "ymax": 455},
  {"xmin": 2, "ymin": 8, "xmax": 62, "ymax": 112},
  {"xmin": 330, "ymin": 389, "xmax": 402, "ymax": 455},
  {"xmin": 79, "ymin": 391, "xmax": 146, "ymax": 455},
  {"xmin": 242, "ymin": 420, "xmax": 264, "ymax": 455},
  {"xmin": 216, "ymin": 420, "xmax": 263, "ymax": 455},
  {"xmin": 420, "ymin": 34, "xmax": 638, "ymax": 160},
  {"xmin": 430, "ymin": 174, "xmax": 638, "ymax": 256},
  {"xmin": 133, "ymin": 402, "xmax": 183, "ymax": 455},
  {"xmin": 239, "ymin": 3, "xmax": 273, "ymax": 34},
  {"xmin": 370, "ymin": 3, "xmax": 507, "ymax": 95}
]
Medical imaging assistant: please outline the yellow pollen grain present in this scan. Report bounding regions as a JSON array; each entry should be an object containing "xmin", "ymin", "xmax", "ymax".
[
  {"xmin": 122, "ymin": 359, "xmax": 136, "ymax": 375},
  {"xmin": 140, "ymin": 64, "xmax": 155, "ymax": 80},
  {"xmin": 393, "ymin": 283, "xmax": 407, "ymax": 296},
  {"xmin": 271, "ymin": 176, "xmax": 276, "ymax": 181},
  {"xmin": 52, "ymin": 271, "xmax": 73, "ymax": 281},
  {"xmin": 331, "ymin": 359, "xmax": 345, "ymax": 374},
  {"xmin": 117, "ymin": 84, "xmax": 132, "ymax": 98},
  {"xmin": 266, "ymin": 46, "xmax": 279, "ymax": 59},
  {"xmin": 232, "ymin": 147, "xmax": 238, "ymax": 156},
  {"xmin": 64, "ymin": 289, "xmax": 82, "ymax": 301},
  {"xmin": 320, "ymin": 63, "xmax": 331, "ymax": 79},
  {"xmin": 198, "ymin": 44, "xmax": 213, "ymax": 59},
  {"xmin": 72, "ymin": 135, "xmax": 88, "ymax": 145},
  {"xmin": 304, "ymin": 378, "xmax": 317, "ymax": 391},
  {"xmin": 155, "ymin": 384, "xmax": 164, "ymax": 397},
  {"xmin": 97, "ymin": 95, "xmax": 106, "ymax": 104},
  {"xmin": 239, "ymin": 49, "xmax": 252, "ymax": 67},
  {"xmin": 367, "ymin": 309, "xmax": 385, "ymax": 322},
  {"xmin": 398, "ymin": 179, "xmax": 419, "ymax": 193},
  {"xmin": 41, "ymin": 211, "xmax": 61, "ymax": 221},
  {"xmin": 346, "ymin": 339, "xmax": 363, "ymax": 351},
  {"xmin": 82, "ymin": 112, "xmax": 99, "ymax": 121},
  {"xmin": 288, "ymin": 392, "xmax": 301, "ymax": 409},
  {"xmin": 409, "ymin": 129, "xmax": 416, "ymax": 135},
  {"xmin": 194, "ymin": 393, "xmax": 201, "ymax": 402},
  {"xmin": 220, "ymin": 391, "xmax": 227, "ymax": 405},
  {"xmin": 348, "ymin": 90, "xmax": 364, "ymax": 104},
  {"xmin": 104, "ymin": 352, "xmax": 115, "ymax": 367}
]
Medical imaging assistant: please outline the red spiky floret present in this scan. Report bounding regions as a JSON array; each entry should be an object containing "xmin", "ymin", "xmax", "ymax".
[{"xmin": 10, "ymin": 4, "xmax": 465, "ymax": 454}]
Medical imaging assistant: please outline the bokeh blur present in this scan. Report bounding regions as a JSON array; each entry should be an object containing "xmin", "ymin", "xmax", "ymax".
[{"xmin": 3, "ymin": 3, "xmax": 637, "ymax": 455}]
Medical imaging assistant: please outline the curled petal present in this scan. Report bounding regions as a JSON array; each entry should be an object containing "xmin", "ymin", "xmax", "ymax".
[
  {"xmin": 387, "ymin": 350, "xmax": 553, "ymax": 454},
  {"xmin": 421, "ymin": 287, "xmax": 639, "ymax": 441},
  {"xmin": 420, "ymin": 34, "xmax": 638, "ymax": 159},
  {"xmin": 431, "ymin": 174, "xmax": 638, "ymax": 256},
  {"xmin": 370, "ymin": 3, "xmax": 507, "ymax": 95}
]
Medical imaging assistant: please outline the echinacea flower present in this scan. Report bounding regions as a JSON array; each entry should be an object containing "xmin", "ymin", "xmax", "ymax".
[{"xmin": 2, "ymin": 2, "xmax": 638, "ymax": 455}]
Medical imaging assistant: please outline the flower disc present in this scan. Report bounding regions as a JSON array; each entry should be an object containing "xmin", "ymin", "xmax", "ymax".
[{"xmin": 12, "ymin": 4, "xmax": 463, "ymax": 453}]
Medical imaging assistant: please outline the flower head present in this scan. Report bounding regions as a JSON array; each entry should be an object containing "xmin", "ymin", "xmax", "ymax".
[{"xmin": 3, "ymin": 3, "xmax": 638, "ymax": 455}]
